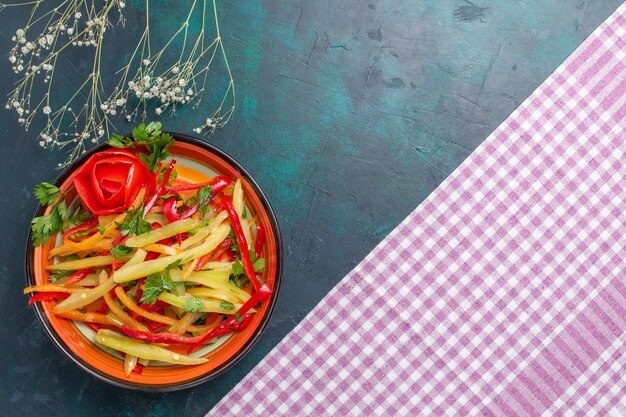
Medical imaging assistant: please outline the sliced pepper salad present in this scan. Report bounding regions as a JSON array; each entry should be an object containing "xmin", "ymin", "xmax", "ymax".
[{"xmin": 26, "ymin": 123, "xmax": 272, "ymax": 376}]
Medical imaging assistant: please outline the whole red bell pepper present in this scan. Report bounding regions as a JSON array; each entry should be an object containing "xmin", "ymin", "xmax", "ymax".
[{"xmin": 28, "ymin": 292, "xmax": 70, "ymax": 307}]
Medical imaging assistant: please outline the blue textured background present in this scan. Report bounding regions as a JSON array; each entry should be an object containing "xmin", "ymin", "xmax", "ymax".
[{"xmin": 0, "ymin": 1, "xmax": 622, "ymax": 415}]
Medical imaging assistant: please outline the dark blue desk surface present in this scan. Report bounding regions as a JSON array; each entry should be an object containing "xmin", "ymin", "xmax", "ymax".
[{"xmin": 0, "ymin": 1, "xmax": 621, "ymax": 415}]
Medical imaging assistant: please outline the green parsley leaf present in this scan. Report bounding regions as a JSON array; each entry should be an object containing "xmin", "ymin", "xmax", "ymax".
[
  {"xmin": 232, "ymin": 260, "xmax": 244, "ymax": 275},
  {"xmin": 111, "ymin": 245, "xmax": 132, "ymax": 260},
  {"xmin": 140, "ymin": 271, "xmax": 176, "ymax": 304},
  {"xmin": 31, "ymin": 200, "xmax": 68, "ymax": 246},
  {"xmin": 107, "ymin": 134, "xmax": 133, "ymax": 148},
  {"xmin": 183, "ymin": 297, "xmax": 206, "ymax": 312},
  {"xmin": 219, "ymin": 301, "xmax": 235, "ymax": 311},
  {"xmin": 34, "ymin": 182, "xmax": 61, "ymax": 205},
  {"xmin": 115, "ymin": 205, "xmax": 151, "ymax": 237},
  {"xmin": 196, "ymin": 185, "xmax": 213, "ymax": 215},
  {"xmin": 253, "ymin": 257, "xmax": 265, "ymax": 272},
  {"xmin": 229, "ymin": 274, "xmax": 249, "ymax": 289},
  {"xmin": 97, "ymin": 225, "xmax": 107, "ymax": 234},
  {"xmin": 228, "ymin": 230, "xmax": 240, "ymax": 255},
  {"xmin": 49, "ymin": 270, "xmax": 72, "ymax": 283},
  {"xmin": 106, "ymin": 122, "xmax": 175, "ymax": 172},
  {"xmin": 139, "ymin": 132, "xmax": 175, "ymax": 173}
]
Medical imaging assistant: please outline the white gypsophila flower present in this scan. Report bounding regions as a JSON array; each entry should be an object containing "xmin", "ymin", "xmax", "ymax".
[
  {"xmin": 193, "ymin": 128, "xmax": 201, "ymax": 134},
  {"xmin": 74, "ymin": 12, "xmax": 82, "ymax": 19},
  {"xmin": 172, "ymin": 66, "xmax": 179, "ymax": 74},
  {"xmin": 115, "ymin": 98, "xmax": 126, "ymax": 106},
  {"xmin": 9, "ymin": 55, "xmax": 16, "ymax": 64},
  {"xmin": 16, "ymin": 29, "xmax": 24, "ymax": 37},
  {"xmin": 119, "ymin": 2, "xmax": 126, "ymax": 8},
  {"xmin": 42, "ymin": 106, "xmax": 51, "ymax": 114},
  {"xmin": 143, "ymin": 59, "xmax": 150, "ymax": 66},
  {"xmin": 187, "ymin": 89, "xmax": 193, "ymax": 95},
  {"xmin": 97, "ymin": 129, "xmax": 104, "ymax": 136},
  {"xmin": 178, "ymin": 78, "xmax": 186, "ymax": 86},
  {"xmin": 67, "ymin": 28, "xmax": 74, "ymax": 35},
  {"xmin": 155, "ymin": 108, "xmax": 162, "ymax": 115}
]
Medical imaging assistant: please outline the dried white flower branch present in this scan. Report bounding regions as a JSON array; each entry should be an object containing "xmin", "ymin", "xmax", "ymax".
[{"xmin": 1, "ymin": 0, "xmax": 235, "ymax": 166}]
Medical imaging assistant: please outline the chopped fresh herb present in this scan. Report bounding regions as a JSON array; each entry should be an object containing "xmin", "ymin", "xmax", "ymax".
[
  {"xmin": 34, "ymin": 182, "xmax": 61, "ymax": 205},
  {"xmin": 67, "ymin": 206, "xmax": 93, "ymax": 228},
  {"xmin": 111, "ymin": 245, "xmax": 132, "ymax": 260},
  {"xmin": 31, "ymin": 199, "xmax": 68, "ymax": 246},
  {"xmin": 249, "ymin": 251, "xmax": 266, "ymax": 272},
  {"xmin": 140, "ymin": 271, "xmax": 176, "ymax": 304},
  {"xmin": 62, "ymin": 254, "xmax": 80, "ymax": 262},
  {"xmin": 115, "ymin": 205, "xmax": 151, "ymax": 236},
  {"xmin": 255, "ymin": 301, "xmax": 263, "ymax": 308},
  {"xmin": 228, "ymin": 230, "xmax": 240, "ymax": 255},
  {"xmin": 183, "ymin": 297, "xmax": 205, "ymax": 312},
  {"xmin": 106, "ymin": 122, "xmax": 175, "ymax": 172},
  {"xmin": 107, "ymin": 134, "xmax": 133, "ymax": 148},
  {"xmin": 242, "ymin": 206, "xmax": 248, "ymax": 219},
  {"xmin": 229, "ymin": 274, "xmax": 249, "ymax": 289},
  {"xmin": 97, "ymin": 225, "xmax": 107, "ymax": 234},
  {"xmin": 196, "ymin": 185, "xmax": 213, "ymax": 215},
  {"xmin": 232, "ymin": 260, "xmax": 244, "ymax": 275},
  {"xmin": 49, "ymin": 270, "xmax": 72, "ymax": 283},
  {"xmin": 253, "ymin": 257, "xmax": 265, "ymax": 272},
  {"xmin": 234, "ymin": 312, "xmax": 240, "ymax": 320},
  {"xmin": 219, "ymin": 301, "xmax": 235, "ymax": 311}
]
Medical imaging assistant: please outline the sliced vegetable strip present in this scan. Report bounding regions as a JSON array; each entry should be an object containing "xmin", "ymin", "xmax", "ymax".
[
  {"xmin": 53, "ymin": 276, "xmax": 117, "ymax": 314},
  {"xmin": 157, "ymin": 292, "xmax": 243, "ymax": 314},
  {"xmin": 113, "ymin": 224, "xmax": 231, "ymax": 283},
  {"xmin": 220, "ymin": 199, "xmax": 261, "ymax": 291},
  {"xmin": 56, "ymin": 310, "xmax": 111, "ymax": 325},
  {"xmin": 28, "ymin": 292, "xmax": 70, "ymax": 306},
  {"xmin": 113, "ymin": 287, "xmax": 207, "ymax": 332},
  {"xmin": 45, "ymin": 255, "xmax": 116, "ymax": 271},
  {"xmin": 124, "ymin": 218, "xmax": 199, "ymax": 247},
  {"xmin": 24, "ymin": 284, "xmax": 78, "ymax": 294},
  {"xmin": 95, "ymin": 329, "xmax": 208, "ymax": 365},
  {"xmin": 103, "ymin": 292, "xmax": 149, "ymax": 331}
]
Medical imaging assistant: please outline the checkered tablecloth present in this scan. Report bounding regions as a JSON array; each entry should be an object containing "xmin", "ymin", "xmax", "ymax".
[{"xmin": 208, "ymin": 4, "xmax": 626, "ymax": 416}]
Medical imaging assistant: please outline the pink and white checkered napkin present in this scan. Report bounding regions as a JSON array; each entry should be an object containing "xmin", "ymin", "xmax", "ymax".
[{"xmin": 208, "ymin": 5, "xmax": 626, "ymax": 416}]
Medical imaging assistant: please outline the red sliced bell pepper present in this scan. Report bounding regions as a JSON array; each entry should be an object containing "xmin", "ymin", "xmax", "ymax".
[
  {"xmin": 121, "ymin": 325, "xmax": 207, "ymax": 344},
  {"xmin": 220, "ymin": 198, "xmax": 261, "ymax": 291},
  {"xmin": 62, "ymin": 218, "xmax": 98, "ymax": 240},
  {"xmin": 169, "ymin": 176, "xmax": 231, "ymax": 194},
  {"xmin": 66, "ymin": 267, "xmax": 95, "ymax": 285},
  {"xmin": 254, "ymin": 225, "xmax": 265, "ymax": 260},
  {"xmin": 143, "ymin": 159, "xmax": 176, "ymax": 217},
  {"xmin": 28, "ymin": 292, "xmax": 70, "ymax": 307},
  {"xmin": 162, "ymin": 197, "xmax": 198, "ymax": 223}
]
